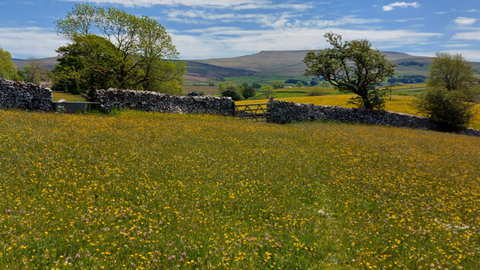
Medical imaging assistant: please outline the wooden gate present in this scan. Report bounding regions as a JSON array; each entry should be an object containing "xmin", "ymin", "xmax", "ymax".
[{"xmin": 235, "ymin": 102, "xmax": 272, "ymax": 121}]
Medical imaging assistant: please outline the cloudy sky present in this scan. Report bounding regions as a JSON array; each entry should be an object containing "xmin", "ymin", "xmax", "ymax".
[{"xmin": 0, "ymin": 0, "xmax": 479, "ymax": 61}]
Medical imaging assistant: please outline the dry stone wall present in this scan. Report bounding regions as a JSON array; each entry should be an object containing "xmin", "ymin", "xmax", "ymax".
[
  {"xmin": 94, "ymin": 88, "xmax": 235, "ymax": 116},
  {"xmin": 0, "ymin": 78, "xmax": 53, "ymax": 111},
  {"xmin": 269, "ymin": 100, "xmax": 480, "ymax": 136}
]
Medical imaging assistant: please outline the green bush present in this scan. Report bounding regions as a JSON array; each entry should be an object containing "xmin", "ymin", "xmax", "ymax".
[
  {"xmin": 414, "ymin": 87, "xmax": 476, "ymax": 131},
  {"xmin": 308, "ymin": 89, "xmax": 324, "ymax": 96}
]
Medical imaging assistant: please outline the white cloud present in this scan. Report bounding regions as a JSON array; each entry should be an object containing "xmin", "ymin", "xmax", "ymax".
[
  {"xmin": 166, "ymin": 10, "xmax": 296, "ymax": 28},
  {"xmin": 58, "ymin": 0, "xmax": 303, "ymax": 9},
  {"xmin": 452, "ymin": 30, "xmax": 480, "ymax": 40},
  {"xmin": 232, "ymin": 3, "xmax": 314, "ymax": 11},
  {"xmin": 439, "ymin": 50, "xmax": 480, "ymax": 62},
  {"xmin": 0, "ymin": 27, "xmax": 67, "ymax": 58},
  {"xmin": 441, "ymin": 44, "xmax": 472, "ymax": 48},
  {"xmin": 467, "ymin": 9, "xmax": 479, "ymax": 12},
  {"xmin": 454, "ymin": 17, "xmax": 477, "ymax": 26},
  {"xmin": 395, "ymin": 17, "xmax": 424, "ymax": 23},
  {"xmin": 298, "ymin": 16, "xmax": 383, "ymax": 28},
  {"xmin": 171, "ymin": 26, "xmax": 442, "ymax": 59},
  {"xmin": 167, "ymin": 10, "xmax": 383, "ymax": 30},
  {"xmin": 383, "ymin": 2, "xmax": 419, "ymax": 12}
]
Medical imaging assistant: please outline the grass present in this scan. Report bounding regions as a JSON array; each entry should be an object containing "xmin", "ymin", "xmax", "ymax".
[
  {"xmin": 52, "ymin": 92, "xmax": 87, "ymax": 102},
  {"xmin": 237, "ymin": 94, "xmax": 480, "ymax": 130},
  {"xmin": 1, "ymin": 109, "xmax": 479, "ymax": 269}
]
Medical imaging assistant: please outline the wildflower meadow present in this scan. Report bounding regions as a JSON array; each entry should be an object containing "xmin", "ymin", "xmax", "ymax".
[{"xmin": 0, "ymin": 109, "xmax": 479, "ymax": 269}]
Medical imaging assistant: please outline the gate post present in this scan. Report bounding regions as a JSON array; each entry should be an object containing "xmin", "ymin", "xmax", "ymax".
[{"xmin": 267, "ymin": 97, "xmax": 274, "ymax": 123}]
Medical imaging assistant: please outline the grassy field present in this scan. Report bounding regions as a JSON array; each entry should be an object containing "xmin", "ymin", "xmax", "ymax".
[
  {"xmin": 237, "ymin": 94, "xmax": 480, "ymax": 130},
  {"xmin": 1, "ymin": 110, "xmax": 480, "ymax": 269},
  {"xmin": 52, "ymin": 92, "xmax": 87, "ymax": 102}
]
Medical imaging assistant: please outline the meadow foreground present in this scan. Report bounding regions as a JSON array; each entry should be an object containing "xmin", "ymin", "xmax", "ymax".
[{"xmin": 1, "ymin": 110, "xmax": 479, "ymax": 269}]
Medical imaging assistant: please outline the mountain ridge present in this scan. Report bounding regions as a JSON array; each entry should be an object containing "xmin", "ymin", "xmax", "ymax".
[{"xmin": 13, "ymin": 51, "xmax": 479, "ymax": 81}]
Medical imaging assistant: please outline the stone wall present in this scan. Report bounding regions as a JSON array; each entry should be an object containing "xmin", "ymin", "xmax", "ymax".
[
  {"xmin": 94, "ymin": 88, "xmax": 235, "ymax": 115},
  {"xmin": 269, "ymin": 100, "xmax": 480, "ymax": 136},
  {"xmin": 0, "ymin": 78, "xmax": 53, "ymax": 111}
]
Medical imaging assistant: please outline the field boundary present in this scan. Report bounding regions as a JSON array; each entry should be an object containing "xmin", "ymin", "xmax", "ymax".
[{"xmin": 235, "ymin": 102, "xmax": 272, "ymax": 121}]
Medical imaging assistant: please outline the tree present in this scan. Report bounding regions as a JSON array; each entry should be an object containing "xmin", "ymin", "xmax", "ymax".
[
  {"xmin": 427, "ymin": 52, "xmax": 479, "ymax": 101},
  {"xmin": 23, "ymin": 58, "xmax": 53, "ymax": 85},
  {"xmin": 240, "ymin": 83, "xmax": 256, "ymax": 99},
  {"xmin": 261, "ymin": 85, "xmax": 275, "ymax": 99},
  {"xmin": 414, "ymin": 52, "xmax": 478, "ymax": 131},
  {"xmin": 296, "ymin": 81, "xmax": 304, "ymax": 87},
  {"xmin": 53, "ymin": 3, "xmax": 185, "ymax": 94},
  {"xmin": 304, "ymin": 33, "xmax": 397, "ymax": 109},
  {"xmin": 218, "ymin": 82, "xmax": 244, "ymax": 101},
  {"xmin": 0, "ymin": 46, "xmax": 19, "ymax": 80},
  {"xmin": 52, "ymin": 34, "xmax": 122, "ymax": 97},
  {"xmin": 414, "ymin": 87, "xmax": 475, "ymax": 131},
  {"xmin": 252, "ymin": 82, "xmax": 262, "ymax": 89},
  {"xmin": 272, "ymin": 81, "xmax": 284, "ymax": 89}
]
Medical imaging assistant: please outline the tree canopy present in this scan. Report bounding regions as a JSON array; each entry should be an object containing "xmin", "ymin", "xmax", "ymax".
[
  {"xmin": 53, "ymin": 4, "xmax": 185, "ymax": 96},
  {"xmin": 414, "ymin": 52, "xmax": 478, "ymax": 131},
  {"xmin": 218, "ymin": 82, "xmax": 244, "ymax": 101},
  {"xmin": 0, "ymin": 46, "xmax": 19, "ymax": 80},
  {"xmin": 304, "ymin": 33, "xmax": 397, "ymax": 109},
  {"xmin": 427, "ymin": 52, "xmax": 479, "ymax": 101}
]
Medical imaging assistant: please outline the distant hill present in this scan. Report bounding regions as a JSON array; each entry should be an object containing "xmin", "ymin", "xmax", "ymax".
[
  {"xmin": 13, "ymin": 51, "xmax": 480, "ymax": 81},
  {"xmin": 13, "ymin": 57, "xmax": 258, "ymax": 81},
  {"xmin": 195, "ymin": 50, "xmax": 436, "ymax": 76},
  {"xmin": 14, "ymin": 57, "xmax": 59, "ymax": 71}
]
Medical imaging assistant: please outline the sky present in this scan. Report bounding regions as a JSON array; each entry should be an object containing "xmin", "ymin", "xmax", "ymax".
[{"xmin": 0, "ymin": 0, "xmax": 479, "ymax": 61}]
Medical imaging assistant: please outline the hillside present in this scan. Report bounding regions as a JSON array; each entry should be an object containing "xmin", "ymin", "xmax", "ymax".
[
  {"xmin": 13, "ymin": 51, "xmax": 480, "ymax": 80},
  {"xmin": 13, "ymin": 57, "xmax": 59, "ymax": 70},
  {"xmin": 196, "ymin": 50, "xmax": 437, "ymax": 76},
  {"xmin": 13, "ymin": 57, "xmax": 258, "ymax": 81}
]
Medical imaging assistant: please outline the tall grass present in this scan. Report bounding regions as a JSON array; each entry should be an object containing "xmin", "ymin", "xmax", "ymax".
[{"xmin": 1, "ymin": 110, "xmax": 479, "ymax": 269}]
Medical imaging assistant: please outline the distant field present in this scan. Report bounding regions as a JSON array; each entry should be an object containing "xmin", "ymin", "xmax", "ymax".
[
  {"xmin": 1, "ymin": 110, "xmax": 479, "ymax": 269},
  {"xmin": 52, "ymin": 92, "xmax": 87, "ymax": 102}
]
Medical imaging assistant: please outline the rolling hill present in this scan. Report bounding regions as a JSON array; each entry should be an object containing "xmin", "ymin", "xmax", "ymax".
[
  {"xmin": 13, "ymin": 51, "xmax": 480, "ymax": 81},
  {"xmin": 195, "ymin": 50, "xmax": 435, "ymax": 76}
]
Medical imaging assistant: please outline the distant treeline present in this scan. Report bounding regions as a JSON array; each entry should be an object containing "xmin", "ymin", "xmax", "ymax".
[
  {"xmin": 388, "ymin": 75, "xmax": 427, "ymax": 84},
  {"xmin": 284, "ymin": 78, "xmax": 328, "ymax": 87},
  {"xmin": 397, "ymin": 61, "xmax": 428, "ymax": 67}
]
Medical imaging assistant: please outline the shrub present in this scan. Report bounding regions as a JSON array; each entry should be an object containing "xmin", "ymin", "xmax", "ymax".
[
  {"xmin": 308, "ymin": 89, "xmax": 324, "ymax": 96},
  {"xmin": 414, "ymin": 87, "xmax": 476, "ymax": 131}
]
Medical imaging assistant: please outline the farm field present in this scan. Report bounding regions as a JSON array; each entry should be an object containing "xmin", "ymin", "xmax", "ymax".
[
  {"xmin": 237, "ymin": 95, "xmax": 480, "ymax": 130},
  {"xmin": 52, "ymin": 92, "xmax": 87, "ymax": 102},
  {"xmin": 1, "ymin": 110, "xmax": 480, "ymax": 269}
]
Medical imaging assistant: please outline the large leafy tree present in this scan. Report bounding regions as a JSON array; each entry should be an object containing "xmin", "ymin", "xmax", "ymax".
[
  {"xmin": 303, "ymin": 33, "xmax": 397, "ymax": 109},
  {"xmin": 52, "ymin": 34, "xmax": 122, "ymax": 96},
  {"xmin": 427, "ymin": 52, "xmax": 479, "ymax": 101},
  {"xmin": 53, "ymin": 4, "xmax": 185, "ymax": 94}
]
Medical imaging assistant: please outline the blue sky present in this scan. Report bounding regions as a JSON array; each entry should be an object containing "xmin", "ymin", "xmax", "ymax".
[{"xmin": 0, "ymin": 0, "xmax": 479, "ymax": 61}]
